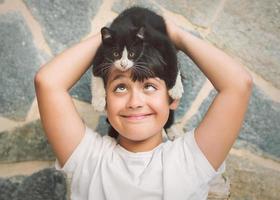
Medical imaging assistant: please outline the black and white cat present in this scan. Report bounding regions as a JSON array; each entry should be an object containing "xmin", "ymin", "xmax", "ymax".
[{"xmin": 91, "ymin": 6, "xmax": 183, "ymax": 111}]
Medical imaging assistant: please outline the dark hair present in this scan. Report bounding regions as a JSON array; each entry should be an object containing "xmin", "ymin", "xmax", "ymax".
[{"xmin": 92, "ymin": 7, "xmax": 179, "ymax": 139}]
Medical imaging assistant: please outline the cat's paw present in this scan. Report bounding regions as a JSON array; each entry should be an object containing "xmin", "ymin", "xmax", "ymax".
[{"xmin": 168, "ymin": 71, "xmax": 184, "ymax": 99}]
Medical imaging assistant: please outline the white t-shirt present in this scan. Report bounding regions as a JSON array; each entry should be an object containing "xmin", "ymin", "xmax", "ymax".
[{"xmin": 55, "ymin": 126, "xmax": 225, "ymax": 200}]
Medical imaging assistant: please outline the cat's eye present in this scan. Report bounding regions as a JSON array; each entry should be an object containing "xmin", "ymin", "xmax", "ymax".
[
  {"xmin": 113, "ymin": 52, "xmax": 119, "ymax": 57},
  {"xmin": 129, "ymin": 52, "xmax": 135, "ymax": 57}
]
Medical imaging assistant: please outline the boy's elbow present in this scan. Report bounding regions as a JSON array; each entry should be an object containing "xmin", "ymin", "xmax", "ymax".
[
  {"xmin": 34, "ymin": 65, "xmax": 48, "ymax": 88},
  {"xmin": 34, "ymin": 68, "xmax": 44, "ymax": 86},
  {"xmin": 237, "ymin": 73, "xmax": 253, "ymax": 94},
  {"xmin": 243, "ymin": 73, "xmax": 253, "ymax": 91}
]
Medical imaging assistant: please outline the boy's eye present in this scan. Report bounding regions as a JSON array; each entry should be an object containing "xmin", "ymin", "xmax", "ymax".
[
  {"xmin": 114, "ymin": 84, "xmax": 127, "ymax": 93},
  {"xmin": 113, "ymin": 52, "xmax": 119, "ymax": 57},
  {"xmin": 144, "ymin": 83, "xmax": 157, "ymax": 92}
]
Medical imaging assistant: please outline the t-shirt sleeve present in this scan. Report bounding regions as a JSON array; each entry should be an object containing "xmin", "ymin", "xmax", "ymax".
[
  {"xmin": 55, "ymin": 126, "xmax": 116, "ymax": 173},
  {"xmin": 182, "ymin": 128, "xmax": 225, "ymax": 183}
]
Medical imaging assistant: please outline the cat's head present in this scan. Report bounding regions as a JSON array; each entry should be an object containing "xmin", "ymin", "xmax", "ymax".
[
  {"xmin": 93, "ymin": 25, "xmax": 178, "ymax": 91},
  {"xmin": 100, "ymin": 26, "xmax": 145, "ymax": 71}
]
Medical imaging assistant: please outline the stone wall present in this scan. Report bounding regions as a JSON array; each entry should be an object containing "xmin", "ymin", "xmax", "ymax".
[{"xmin": 0, "ymin": 0, "xmax": 279, "ymax": 199}]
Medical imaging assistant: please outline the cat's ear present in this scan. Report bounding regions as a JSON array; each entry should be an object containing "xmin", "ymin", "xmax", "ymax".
[
  {"xmin": 101, "ymin": 27, "xmax": 114, "ymax": 44},
  {"xmin": 136, "ymin": 27, "xmax": 145, "ymax": 40}
]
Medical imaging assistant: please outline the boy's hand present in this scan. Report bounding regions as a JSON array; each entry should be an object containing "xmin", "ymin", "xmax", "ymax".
[{"xmin": 163, "ymin": 17, "xmax": 183, "ymax": 50}]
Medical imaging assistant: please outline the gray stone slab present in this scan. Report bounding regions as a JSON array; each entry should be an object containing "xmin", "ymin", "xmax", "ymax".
[
  {"xmin": 0, "ymin": 120, "xmax": 55, "ymax": 163},
  {"xmin": 174, "ymin": 51, "xmax": 206, "ymax": 122},
  {"xmin": 155, "ymin": 0, "xmax": 221, "ymax": 28},
  {"xmin": 113, "ymin": 0, "xmax": 221, "ymax": 28},
  {"xmin": 226, "ymin": 154, "xmax": 280, "ymax": 200},
  {"xmin": 0, "ymin": 0, "xmax": 4, "ymax": 4},
  {"xmin": 69, "ymin": 68, "xmax": 92, "ymax": 103},
  {"xmin": 24, "ymin": 0, "xmax": 102, "ymax": 102},
  {"xmin": 24, "ymin": 0, "xmax": 102, "ymax": 55},
  {"xmin": 0, "ymin": 177, "xmax": 21, "ymax": 199},
  {"xmin": 0, "ymin": 168, "xmax": 66, "ymax": 200},
  {"xmin": 95, "ymin": 115, "xmax": 109, "ymax": 136},
  {"xmin": 184, "ymin": 89, "xmax": 217, "ymax": 131},
  {"xmin": 184, "ymin": 85, "xmax": 280, "ymax": 161},
  {"xmin": 207, "ymin": 0, "xmax": 280, "ymax": 89},
  {"xmin": 237, "ymin": 85, "xmax": 280, "ymax": 161},
  {"xmin": 0, "ymin": 12, "xmax": 40, "ymax": 121},
  {"xmin": 112, "ymin": 0, "xmax": 161, "ymax": 14}
]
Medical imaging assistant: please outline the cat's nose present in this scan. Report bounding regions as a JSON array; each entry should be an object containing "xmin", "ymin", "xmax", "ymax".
[{"xmin": 120, "ymin": 60, "xmax": 128, "ymax": 68}]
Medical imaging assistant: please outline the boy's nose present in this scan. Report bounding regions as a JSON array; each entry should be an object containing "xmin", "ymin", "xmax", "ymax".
[{"xmin": 126, "ymin": 90, "xmax": 144, "ymax": 109}]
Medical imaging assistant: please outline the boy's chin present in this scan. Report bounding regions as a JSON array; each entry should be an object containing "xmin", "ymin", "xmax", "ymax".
[
  {"xmin": 119, "ymin": 134, "xmax": 150, "ymax": 142},
  {"xmin": 118, "ymin": 131, "xmax": 162, "ymax": 143}
]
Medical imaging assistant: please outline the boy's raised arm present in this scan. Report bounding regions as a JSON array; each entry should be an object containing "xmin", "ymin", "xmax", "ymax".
[
  {"xmin": 34, "ymin": 33, "xmax": 101, "ymax": 166},
  {"xmin": 165, "ymin": 18, "xmax": 253, "ymax": 170}
]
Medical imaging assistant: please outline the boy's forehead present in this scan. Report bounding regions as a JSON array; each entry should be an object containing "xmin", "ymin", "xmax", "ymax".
[
  {"xmin": 107, "ymin": 69, "xmax": 130, "ymax": 83},
  {"xmin": 107, "ymin": 69, "xmax": 163, "ymax": 84}
]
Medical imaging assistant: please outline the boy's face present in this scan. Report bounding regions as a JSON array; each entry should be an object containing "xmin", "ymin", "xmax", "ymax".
[{"xmin": 105, "ymin": 68, "xmax": 179, "ymax": 149}]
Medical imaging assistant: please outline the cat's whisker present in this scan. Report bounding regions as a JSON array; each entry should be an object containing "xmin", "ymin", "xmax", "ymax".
[
  {"xmin": 133, "ymin": 65, "xmax": 155, "ymax": 77},
  {"xmin": 105, "ymin": 58, "xmax": 114, "ymax": 63},
  {"xmin": 100, "ymin": 65, "xmax": 112, "ymax": 75},
  {"xmin": 96, "ymin": 62, "xmax": 113, "ymax": 68},
  {"xmin": 95, "ymin": 64, "xmax": 112, "ymax": 76},
  {"xmin": 134, "ymin": 62, "xmax": 148, "ymax": 65},
  {"xmin": 94, "ymin": 66, "xmax": 108, "ymax": 74}
]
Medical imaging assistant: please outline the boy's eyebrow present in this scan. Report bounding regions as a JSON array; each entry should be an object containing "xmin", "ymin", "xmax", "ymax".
[
  {"xmin": 108, "ymin": 74, "xmax": 163, "ymax": 85},
  {"xmin": 108, "ymin": 74, "xmax": 127, "ymax": 84}
]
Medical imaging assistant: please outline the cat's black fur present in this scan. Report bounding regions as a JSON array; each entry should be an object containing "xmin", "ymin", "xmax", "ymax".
[{"xmin": 92, "ymin": 6, "xmax": 178, "ymax": 89}]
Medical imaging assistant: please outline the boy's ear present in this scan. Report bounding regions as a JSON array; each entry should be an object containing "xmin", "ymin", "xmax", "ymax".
[{"xmin": 169, "ymin": 99, "xmax": 180, "ymax": 110}]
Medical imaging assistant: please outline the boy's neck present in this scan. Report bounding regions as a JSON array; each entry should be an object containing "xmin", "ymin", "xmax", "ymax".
[{"xmin": 118, "ymin": 132, "xmax": 163, "ymax": 153}]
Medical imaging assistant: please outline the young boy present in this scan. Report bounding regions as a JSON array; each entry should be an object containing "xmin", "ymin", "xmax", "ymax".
[{"xmin": 34, "ymin": 18, "xmax": 252, "ymax": 200}]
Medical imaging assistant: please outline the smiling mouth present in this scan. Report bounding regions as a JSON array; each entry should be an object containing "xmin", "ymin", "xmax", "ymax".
[{"xmin": 121, "ymin": 113, "xmax": 153, "ymax": 120}]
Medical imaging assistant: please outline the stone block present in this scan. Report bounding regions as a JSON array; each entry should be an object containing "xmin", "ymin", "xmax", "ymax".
[
  {"xmin": 69, "ymin": 69, "xmax": 92, "ymax": 103},
  {"xmin": 237, "ymin": 85, "xmax": 280, "ymax": 161},
  {"xmin": 184, "ymin": 89, "xmax": 217, "ymax": 131},
  {"xmin": 226, "ymin": 153, "xmax": 280, "ymax": 200},
  {"xmin": 0, "ymin": 12, "xmax": 40, "ymax": 121},
  {"xmin": 0, "ymin": 168, "xmax": 66, "ymax": 200},
  {"xmin": 24, "ymin": 0, "xmax": 102, "ymax": 102},
  {"xmin": 184, "ymin": 85, "xmax": 280, "ymax": 161},
  {"xmin": 112, "ymin": 0, "xmax": 161, "ymax": 14},
  {"xmin": 24, "ymin": 0, "xmax": 102, "ymax": 55},
  {"xmin": 0, "ymin": 176, "xmax": 26, "ymax": 199},
  {"xmin": 175, "ymin": 51, "xmax": 206, "ymax": 122},
  {"xmin": 0, "ymin": 120, "xmax": 55, "ymax": 163},
  {"xmin": 207, "ymin": 0, "xmax": 280, "ymax": 89},
  {"xmin": 95, "ymin": 115, "xmax": 110, "ymax": 136},
  {"xmin": 154, "ymin": 0, "xmax": 221, "ymax": 28}
]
